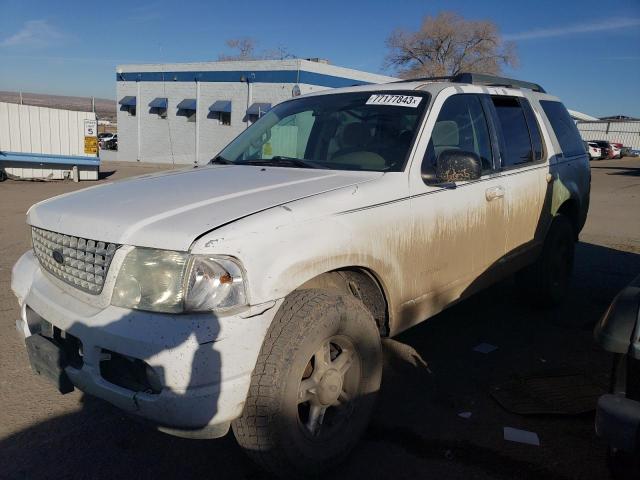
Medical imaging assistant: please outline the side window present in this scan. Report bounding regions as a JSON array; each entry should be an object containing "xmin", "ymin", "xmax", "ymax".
[
  {"xmin": 539, "ymin": 100, "xmax": 584, "ymax": 157},
  {"xmin": 423, "ymin": 94, "xmax": 493, "ymax": 173},
  {"xmin": 491, "ymin": 96, "xmax": 533, "ymax": 167},
  {"xmin": 520, "ymin": 99, "xmax": 544, "ymax": 161}
]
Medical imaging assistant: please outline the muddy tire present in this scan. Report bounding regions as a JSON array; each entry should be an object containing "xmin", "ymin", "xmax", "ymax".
[
  {"xmin": 516, "ymin": 214, "xmax": 575, "ymax": 307},
  {"xmin": 232, "ymin": 289, "xmax": 382, "ymax": 478}
]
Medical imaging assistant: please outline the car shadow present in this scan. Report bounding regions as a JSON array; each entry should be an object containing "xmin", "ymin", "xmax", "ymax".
[
  {"xmin": 2, "ymin": 241, "xmax": 637, "ymax": 479},
  {"xmin": 589, "ymin": 165, "xmax": 640, "ymax": 176}
]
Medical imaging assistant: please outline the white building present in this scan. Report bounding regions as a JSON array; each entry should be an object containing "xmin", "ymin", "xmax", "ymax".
[
  {"xmin": 576, "ymin": 120, "xmax": 640, "ymax": 150},
  {"xmin": 116, "ymin": 59, "xmax": 395, "ymax": 164}
]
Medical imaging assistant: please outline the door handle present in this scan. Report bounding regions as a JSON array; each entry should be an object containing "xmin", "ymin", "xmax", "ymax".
[{"xmin": 485, "ymin": 186, "xmax": 505, "ymax": 201}]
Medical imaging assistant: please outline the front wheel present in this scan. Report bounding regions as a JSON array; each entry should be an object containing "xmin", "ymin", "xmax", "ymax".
[{"xmin": 232, "ymin": 290, "xmax": 382, "ymax": 478}]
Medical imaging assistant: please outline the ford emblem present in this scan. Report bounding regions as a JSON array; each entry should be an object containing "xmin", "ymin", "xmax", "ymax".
[{"xmin": 52, "ymin": 250, "xmax": 65, "ymax": 265}]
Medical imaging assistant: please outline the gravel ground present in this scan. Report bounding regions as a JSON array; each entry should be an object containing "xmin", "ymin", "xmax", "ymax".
[{"xmin": 0, "ymin": 158, "xmax": 639, "ymax": 480}]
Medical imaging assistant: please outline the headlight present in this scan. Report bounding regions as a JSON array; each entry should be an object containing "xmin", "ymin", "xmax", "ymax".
[
  {"xmin": 184, "ymin": 256, "xmax": 246, "ymax": 311},
  {"xmin": 111, "ymin": 248, "xmax": 246, "ymax": 313}
]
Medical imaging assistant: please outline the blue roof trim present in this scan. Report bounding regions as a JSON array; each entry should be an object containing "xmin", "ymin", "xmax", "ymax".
[
  {"xmin": 116, "ymin": 70, "xmax": 374, "ymax": 88},
  {"xmin": 0, "ymin": 151, "xmax": 100, "ymax": 167}
]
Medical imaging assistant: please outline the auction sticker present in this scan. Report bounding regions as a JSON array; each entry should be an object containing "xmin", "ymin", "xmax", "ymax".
[{"xmin": 366, "ymin": 94, "xmax": 422, "ymax": 107}]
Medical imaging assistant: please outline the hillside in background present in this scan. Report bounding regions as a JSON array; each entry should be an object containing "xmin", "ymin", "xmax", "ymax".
[{"xmin": 0, "ymin": 91, "xmax": 116, "ymax": 122}]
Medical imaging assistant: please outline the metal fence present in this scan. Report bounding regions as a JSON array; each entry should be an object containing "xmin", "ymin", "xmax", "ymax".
[{"xmin": 576, "ymin": 120, "xmax": 640, "ymax": 149}]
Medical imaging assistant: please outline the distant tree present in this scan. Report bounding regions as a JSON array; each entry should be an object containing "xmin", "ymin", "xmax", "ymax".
[
  {"xmin": 218, "ymin": 38, "xmax": 295, "ymax": 61},
  {"xmin": 263, "ymin": 45, "xmax": 296, "ymax": 61},
  {"xmin": 384, "ymin": 12, "xmax": 518, "ymax": 78},
  {"xmin": 218, "ymin": 38, "xmax": 258, "ymax": 61}
]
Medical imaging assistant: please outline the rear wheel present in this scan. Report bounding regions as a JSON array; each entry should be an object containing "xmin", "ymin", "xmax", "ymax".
[
  {"xmin": 516, "ymin": 214, "xmax": 575, "ymax": 307},
  {"xmin": 232, "ymin": 290, "xmax": 382, "ymax": 478}
]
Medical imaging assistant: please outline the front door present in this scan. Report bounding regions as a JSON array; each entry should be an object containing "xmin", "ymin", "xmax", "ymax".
[{"xmin": 405, "ymin": 92, "xmax": 507, "ymax": 326}]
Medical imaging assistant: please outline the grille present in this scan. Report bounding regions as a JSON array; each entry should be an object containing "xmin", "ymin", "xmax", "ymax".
[{"xmin": 31, "ymin": 227, "xmax": 120, "ymax": 294}]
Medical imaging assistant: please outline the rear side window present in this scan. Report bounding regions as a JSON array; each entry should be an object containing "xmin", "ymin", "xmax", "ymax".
[
  {"xmin": 521, "ymin": 100, "xmax": 544, "ymax": 161},
  {"xmin": 491, "ymin": 96, "xmax": 533, "ymax": 167},
  {"xmin": 423, "ymin": 94, "xmax": 493, "ymax": 172},
  {"xmin": 539, "ymin": 101, "xmax": 584, "ymax": 157}
]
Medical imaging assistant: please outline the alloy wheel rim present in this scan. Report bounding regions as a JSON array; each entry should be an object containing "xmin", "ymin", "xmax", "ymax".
[{"xmin": 297, "ymin": 335, "xmax": 360, "ymax": 438}]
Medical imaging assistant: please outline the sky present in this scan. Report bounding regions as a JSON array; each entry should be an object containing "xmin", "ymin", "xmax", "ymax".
[{"xmin": 0, "ymin": 0, "xmax": 639, "ymax": 117}]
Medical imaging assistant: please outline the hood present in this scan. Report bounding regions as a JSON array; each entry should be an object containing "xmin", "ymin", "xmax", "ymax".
[{"xmin": 27, "ymin": 165, "xmax": 382, "ymax": 251}]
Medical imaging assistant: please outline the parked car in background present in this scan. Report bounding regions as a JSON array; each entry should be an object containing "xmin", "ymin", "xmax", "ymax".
[
  {"xmin": 104, "ymin": 134, "xmax": 117, "ymax": 151},
  {"xmin": 594, "ymin": 274, "xmax": 640, "ymax": 479},
  {"xmin": 585, "ymin": 141, "xmax": 602, "ymax": 160},
  {"xmin": 620, "ymin": 147, "xmax": 632, "ymax": 158},
  {"xmin": 98, "ymin": 133, "xmax": 115, "ymax": 149},
  {"xmin": 593, "ymin": 140, "xmax": 613, "ymax": 159},
  {"xmin": 610, "ymin": 143, "xmax": 623, "ymax": 159}
]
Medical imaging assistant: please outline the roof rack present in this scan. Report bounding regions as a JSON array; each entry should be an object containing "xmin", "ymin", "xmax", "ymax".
[{"xmin": 396, "ymin": 72, "xmax": 546, "ymax": 93}]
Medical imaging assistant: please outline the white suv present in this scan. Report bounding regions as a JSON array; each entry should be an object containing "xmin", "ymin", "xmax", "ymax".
[{"xmin": 12, "ymin": 73, "xmax": 590, "ymax": 478}]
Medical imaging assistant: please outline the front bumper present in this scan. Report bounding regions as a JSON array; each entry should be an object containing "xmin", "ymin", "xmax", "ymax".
[
  {"xmin": 12, "ymin": 250, "xmax": 281, "ymax": 438},
  {"xmin": 596, "ymin": 393, "xmax": 640, "ymax": 453}
]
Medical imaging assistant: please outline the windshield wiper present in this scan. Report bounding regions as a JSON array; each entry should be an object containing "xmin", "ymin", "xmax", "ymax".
[
  {"xmin": 240, "ymin": 156, "xmax": 319, "ymax": 169},
  {"xmin": 209, "ymin": 155, "xmax": 235, "ymax": 165}
]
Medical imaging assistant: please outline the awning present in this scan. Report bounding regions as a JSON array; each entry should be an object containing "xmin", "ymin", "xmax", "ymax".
[
  {"xmin": 209, "ymin": 100, "xmax": 232, "ymax": 113},
  {"xmin": 247, "ymin": 102, "xmax": 271, "ymax": 115},
  {"xmin": 177, "ymin": 99, "xmax": 197, "ymax": 111},
  {"xmin": 149, "ymin": 97, "xmax": 168, "ymax": 108},
  {"xmin": 118, "ymin": 96, "xmax": 137, "ymax": 107}
]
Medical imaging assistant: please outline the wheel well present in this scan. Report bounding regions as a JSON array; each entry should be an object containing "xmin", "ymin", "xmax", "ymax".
[
  {"xmin": 297, "ymin": 268, "xmax": 389, "ymax": 336},
  {"xmin": 557, "ymin": 199, "xmax": 579, "ymax": 239}
]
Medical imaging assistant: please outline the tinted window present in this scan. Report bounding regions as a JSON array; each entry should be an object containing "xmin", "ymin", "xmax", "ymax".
[
  {"xmin": 540, "ymin": 100, "xmax": 585, "ymax": 157},
  {"xmin": 423, "ymin": 94, "xmax": 493, "ymax": 172},
  {"xmin": 492, "ymin": 96, "xmax": 533, "ymax": 167},
  {"xmin": 521, "ymin": 99, "xmax": 544, "ymax": 161}
]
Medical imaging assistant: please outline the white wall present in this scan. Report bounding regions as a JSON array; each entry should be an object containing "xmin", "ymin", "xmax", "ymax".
[{"xmin": 0, "ymin": 102, "xmax": 97, "ymax": 157}]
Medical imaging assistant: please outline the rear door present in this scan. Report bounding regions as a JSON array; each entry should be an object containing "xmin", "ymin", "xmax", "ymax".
[{"xmin": 487, "ymin": 95, "xmax": 550, "ymax": 266}]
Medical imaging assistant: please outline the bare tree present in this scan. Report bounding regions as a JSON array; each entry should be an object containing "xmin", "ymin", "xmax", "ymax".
[
  {"xmin": 263, "ymin": 45, "xmax": 296, "ymax": 61},
  {"xmin": 385, "ymin": 12, "xmax": 517, "ymax": 78},
  {"xmin": 218, "ymin": 38, "xmax": 258, "ymax": 61},
  {"xmin": 218, "ymin": 38, "xmax": 296, "ymax": 61}
]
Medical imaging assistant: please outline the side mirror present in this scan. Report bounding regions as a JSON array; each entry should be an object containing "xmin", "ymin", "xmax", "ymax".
[{"xmin": 429, "ymin": 150, "xmax": 482, "ymax": 185}]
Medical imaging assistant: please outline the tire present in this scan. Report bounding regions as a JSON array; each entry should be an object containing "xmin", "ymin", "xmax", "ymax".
[
  {"xmin": 0, "ymin": 169, "xmax": 6, "ymax": 182},
  {"xmin": 516, "ymin": 214, "xmax": 575, "ymax": 307},
  {"xmin": 232, "ymin": 289, "xmax": 382, "ymax": 478}
]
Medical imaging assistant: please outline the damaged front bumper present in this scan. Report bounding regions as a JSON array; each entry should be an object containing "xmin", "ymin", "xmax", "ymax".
[{"xmin": 12, "ymin": 250, "xmax": 280, "ymax": 439}]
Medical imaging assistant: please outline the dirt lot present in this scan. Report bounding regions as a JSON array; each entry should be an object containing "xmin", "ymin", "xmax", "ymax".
[{"xmin": 0, "ymin": 158, "xmax": 639, "ymax": 479}]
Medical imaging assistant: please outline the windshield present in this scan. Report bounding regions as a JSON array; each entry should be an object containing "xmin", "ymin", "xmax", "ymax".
[{"xmin": 216, "ymin": 91, "xmax": 430, "ymax": 172}]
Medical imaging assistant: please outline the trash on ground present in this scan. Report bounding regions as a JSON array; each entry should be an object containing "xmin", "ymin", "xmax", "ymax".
[
  {"xmin": 458, "ymin": 411, "xmax": 472, "ymax": 419},
  {"xmin": 503, "ymin": 427, "xmax": 540, "ymax": 446},
  {"xmin": 473, "ymin": 343, "xmax": 497, "ymax": 354}
]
